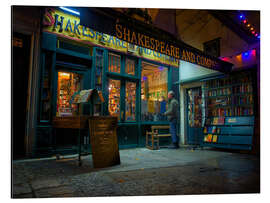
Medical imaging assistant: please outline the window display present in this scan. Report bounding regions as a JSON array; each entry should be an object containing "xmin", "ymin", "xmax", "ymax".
[
  {"xmin": 108, "ymin": 79, "xmax": 121, "ymax": 120},
  {"xmin": 125, "ymin": 82, "xmax": 136, "ymax": 121},
  {"xmin": 125, "ymin": 58, "xmax": 135, "ymax": 75},
  {"xmin": 188, "ymin": 88, "xmax": 202, "ymax": 127},
  {"xmin": 56, "ymin": 71, "xmax": 82, "ymax": 117},
  {"xmin": 108, "ymin": 53, "xmax": 121, "ymax": 73},
  {"xmin": 141, "ymin": 62, "xmax": 168, "ymax": 121},
  {"xmin": 95, "ymin": 49, "xmax": 103, "ymax": 90}
]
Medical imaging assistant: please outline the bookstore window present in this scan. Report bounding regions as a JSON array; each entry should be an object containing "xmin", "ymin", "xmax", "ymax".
[
  {"xmin": 108, "ymin": 53, "xmax": 121, "ymax": 73},
  {"xmin": 56, "ymin": 71, "xmax": 82, "ymax": 117},
  {"xmin": 125, "ymin": 82, "xmax": 136, "ymax": 121},
  {"xmin": 125, "ymin": 58, "xmax": 135, "ymax": 75},
  {"xmin": 108, "ymin": 79, "xmax": 121, "ymax": 120},
  {"xmin": 187, "ymin": 88, "xmax": 203, "ymax": 127},
  {"xmin": 95, "ymin": 49, "xmax": 104, "ymax": 90},
  {"xmin": 141, "ymin": 62, "xmax": 168, "ymax": 121}
]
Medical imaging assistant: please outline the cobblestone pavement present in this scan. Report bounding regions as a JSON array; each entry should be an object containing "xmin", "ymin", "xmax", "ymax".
[{"xmin": 12, "ymin": 147, "xmax": 260, "ymax": 198}]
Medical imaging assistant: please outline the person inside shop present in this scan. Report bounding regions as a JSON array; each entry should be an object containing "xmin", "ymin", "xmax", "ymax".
[{"xmin": 164, "ymin": 91, "xmax": 179, "ymax": 149}]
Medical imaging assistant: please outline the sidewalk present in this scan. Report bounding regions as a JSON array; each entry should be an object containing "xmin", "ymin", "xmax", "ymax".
[{"xmin": 12, "ymin": 147, "xmax": 260, "ymax": 198}]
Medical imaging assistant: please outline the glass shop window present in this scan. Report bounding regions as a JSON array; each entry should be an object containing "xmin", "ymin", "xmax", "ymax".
[
  {"xmin": 125, "ymin": 58, "xmax": 135, "ymax": 75},
  {"xmin": 108, "ymin": 53, "xmax": 121, "ymax": 73},
  {"xmin": 56, "ymin": 71, "xmax": 82, "ymax": 117},
  {"xmin": 141, "ymin": 62, "xmax": 168, "ymax": 122},
  {"xmin": 125, "ymin": 82, "xmax": 136, "ymax": 121},
  {"xmin": 108, "ymin": 79, "xmax": 121, "ymax": 120},
  {"xmin": 95, "ymin": 49, "xmax": 104, "ymax": 90}
]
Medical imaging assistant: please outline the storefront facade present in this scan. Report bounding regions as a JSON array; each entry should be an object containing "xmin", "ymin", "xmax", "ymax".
[
  {"xmin": 179, "ymin": 59, "xmax": 258, "ymax": 151},
  {"xmin": 33, "ymin": 7, "xmax": 183, "ymax": 156},
  {"xmin": 12, "ymin": 7, "xmax": 234, "ymax": 158}
]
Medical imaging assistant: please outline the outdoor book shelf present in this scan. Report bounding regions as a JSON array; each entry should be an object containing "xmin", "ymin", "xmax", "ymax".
[
  {"xmin": 202, "ymin": 116, "xmax": 254, "ymax": 150},
  {"xmin": 202, "ymin": 72, "xmax": 255, "ymax": 150}
]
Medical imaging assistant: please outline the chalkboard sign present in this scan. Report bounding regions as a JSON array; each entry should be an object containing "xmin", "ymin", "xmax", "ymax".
[{"xmin": 89, "ymin": 116, "xmax": 120, "ymax": 168}]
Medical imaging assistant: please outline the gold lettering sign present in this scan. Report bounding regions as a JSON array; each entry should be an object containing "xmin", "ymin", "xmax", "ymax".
[
  {"xmin": 43, "ymin": 8, "xmax": 223, "ymax": 70},
  {"xmin": 43, "ymin": 9, "xmax": 179, "ymax": 67}
]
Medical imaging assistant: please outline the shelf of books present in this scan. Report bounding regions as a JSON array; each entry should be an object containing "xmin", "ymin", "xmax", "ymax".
[{"xmin": 202, "ymin": 72, "xmax": 255, "ymax": 150}]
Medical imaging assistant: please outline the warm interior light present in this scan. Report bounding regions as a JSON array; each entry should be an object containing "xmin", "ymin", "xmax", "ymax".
[
  {"xmin": 60, "ymin": 72, "xmax": 70, "ymax": 77},
  {"xmin": 250, "ymin": 27, "xmax": 254, "ymax": 31},
  {"xmin": 247, "ymin": 24, "xmax": 250, "ymax": 27}
]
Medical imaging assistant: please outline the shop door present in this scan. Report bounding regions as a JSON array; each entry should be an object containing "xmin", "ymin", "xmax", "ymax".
[
  {"xmin": 108, "ymin": 78, "xmax": 137, "ymax": 122},
  {"xmin": 186, "ymin": 87, "xmax": 203, "ymax": 145},
  {"xmin": 54, "ymin": 65, "xmax": 91, "ymax": 148},
  {"xmin": 12, "ymin": 32, "xmax": 31, "ymax": 159},
  {"xmin": 108, "ymin": 78, "xmax": 138, "ymax": 146}
]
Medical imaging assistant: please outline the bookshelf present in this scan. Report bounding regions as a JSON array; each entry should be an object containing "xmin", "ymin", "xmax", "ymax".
[{"xmin": 202, "ymin": 72, "xmax": 255, "ymax": 150}]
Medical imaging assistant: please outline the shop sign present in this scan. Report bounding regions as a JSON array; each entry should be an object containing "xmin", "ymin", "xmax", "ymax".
[
  {"xmin": 43, "ymin": 8, "xmax": 179, "ymax": 67},
  {"xmin": 115, "ymin": 24, "xmax": 219, "ymax": 70},
  {"xmin": 78, "ymin": 8, "xmax": 231, "ymax": 72}
]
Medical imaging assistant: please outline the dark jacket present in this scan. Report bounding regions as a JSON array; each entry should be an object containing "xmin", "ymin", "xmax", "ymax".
[{"xmin": 164, "ymin": 98, "xmax": 179, "ymax": 121}]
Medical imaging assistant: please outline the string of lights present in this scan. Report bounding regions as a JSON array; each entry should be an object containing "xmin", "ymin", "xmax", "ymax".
[
  {"xmin": 239, "ymin": 13, "xmax": 260, "ymax": 39},
  {"xmin": 221, "ymin": 48, "xmax": 256, "ymax": 62}
]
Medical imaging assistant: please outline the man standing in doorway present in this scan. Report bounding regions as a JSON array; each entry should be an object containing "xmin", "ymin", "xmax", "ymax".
[{"xmin": 164, "ymin": 91, "xmax": 179, "ymax": 149}]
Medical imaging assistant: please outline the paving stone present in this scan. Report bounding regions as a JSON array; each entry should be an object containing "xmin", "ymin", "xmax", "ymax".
[
  {"xmin": 12, "ymin": 148, "xmax": 260, "ymax": 197},
  {"xmin": 31, "ymin": 179, "xmax": 63, "ymax": 190},
  {"xmin": 13, "ymin": 193, "xmax": 34, "ymax": 198},
  {"xmin": 35, "ymin": 186, "xmax": 75, "ymax": 198},
  {"xmin": 12, "ymin": 183, "xmax": 32, "ymax": 195}
]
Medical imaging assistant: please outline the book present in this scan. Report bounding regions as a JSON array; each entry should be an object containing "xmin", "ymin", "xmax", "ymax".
[
  {"xmin": 212, "ymin": 117, "xmax": 219, "ymax": 125},
  {"xmin": 212, "ymin": 126, "xmax": 217, "ymax": 133},
  {"xmin": 218, "ymin": 116, "xmax": 225, "ymax": 125},
  {"xmin": 204, "ymin": 134, "xmax": 213, "ymax": 142},
  {"xmin": 212, "ymin": 135, "xmax": 218, "ymax": 143}
]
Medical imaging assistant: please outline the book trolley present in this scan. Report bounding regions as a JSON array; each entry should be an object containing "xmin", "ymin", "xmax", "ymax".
[{"xmin": 202, "ymin": 72, "xmax": 255, "ymax": 150}]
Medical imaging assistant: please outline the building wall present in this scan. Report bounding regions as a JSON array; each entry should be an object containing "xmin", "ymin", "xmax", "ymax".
[
  {"xmin": 175, "ymin": 10, "xmax": 250, "ymax": 57},
  {"xmin": 12, "ymin": 6, "xmax": 42, "ymax": 157}
]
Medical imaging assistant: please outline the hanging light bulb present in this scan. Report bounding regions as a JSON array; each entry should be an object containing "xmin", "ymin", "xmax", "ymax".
[
  {"xmin": 255, "ymin": 33, "xmax": 258, "ymax": 37},
  {"xmin": 247, "ymin": 24, "xmax": 251, "ymax": 27},
  {"xmin": 243, "ymin": 19, "xmax": 247, "ymax": 24},
  {"xmin": 250, "ymin": 27, "xmax": 254, "ymax": 31},
  {"xmin": 252, "ymin": 31, "xmax": 255, "ymax": 34}
]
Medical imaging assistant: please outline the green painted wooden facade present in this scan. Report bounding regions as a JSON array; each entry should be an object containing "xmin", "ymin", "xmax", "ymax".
[{"xmin": 34, "ymin": 32, "xmax": 179, "ymax": 157}]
